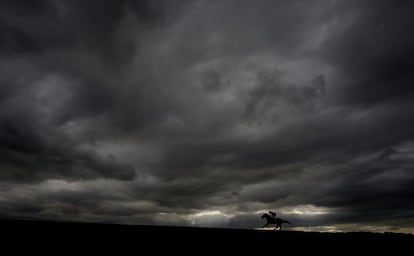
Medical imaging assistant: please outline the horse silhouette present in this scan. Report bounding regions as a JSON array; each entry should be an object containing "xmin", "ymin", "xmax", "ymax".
[{"xmin": 261, "ymin": 213, "xmax": 291, "ymax": 230}]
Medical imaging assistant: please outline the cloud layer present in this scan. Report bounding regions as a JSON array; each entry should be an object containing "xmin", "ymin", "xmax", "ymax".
[{"xmin": 1, "ymin": 0, "xmax": 413, "ymax": 232}]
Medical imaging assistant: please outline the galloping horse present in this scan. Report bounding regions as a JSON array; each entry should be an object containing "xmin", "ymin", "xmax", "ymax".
[{"xmin": 261, "ymin": 213, "xmax": 291, "ymax": 230}]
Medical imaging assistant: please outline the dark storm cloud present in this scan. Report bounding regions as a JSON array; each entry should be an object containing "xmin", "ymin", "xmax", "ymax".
[
  {"xmin": 244, "ymin": 72, "xmax": 326, "ymax": 122},
  {"xmin": 0, "ymin": 0, "xmax": 413, "ymax": 232},
  {"xmin": 320, "ymin": 0, "xmax": 414, "ymax": 105}
]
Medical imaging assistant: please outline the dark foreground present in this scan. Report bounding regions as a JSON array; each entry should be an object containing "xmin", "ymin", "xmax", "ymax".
[{"xmin": 1, "ymin": 219, "xmax": 412, "ymax": 253}]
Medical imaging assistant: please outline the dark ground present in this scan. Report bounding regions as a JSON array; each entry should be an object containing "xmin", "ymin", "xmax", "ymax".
[{"xmin": 1, "ymin": 219, "xmax": 412, "ymax": 253}]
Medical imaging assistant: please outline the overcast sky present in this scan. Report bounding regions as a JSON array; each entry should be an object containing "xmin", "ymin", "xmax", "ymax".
[{"xmin": 0, "ymin": 0, "xmax": 413, "ymax": 233}]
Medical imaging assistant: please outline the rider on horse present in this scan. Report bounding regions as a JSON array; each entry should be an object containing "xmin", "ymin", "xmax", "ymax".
[
  {"xmin": 261, "ymin": 211, "xmax": 290, "ymax": 230},
  {"xmin": 269, "ymin": 210, "xmax": 276, "ymax": 219}
]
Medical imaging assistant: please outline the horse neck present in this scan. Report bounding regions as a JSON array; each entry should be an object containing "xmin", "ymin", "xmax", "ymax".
[{"xmin": 264, "ymin": 214, "xmax": 272, "ymax": 221}]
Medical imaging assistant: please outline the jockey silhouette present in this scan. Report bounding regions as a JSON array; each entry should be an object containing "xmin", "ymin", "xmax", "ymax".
[{"xmin": 269, "ymin": 210, "xmax": 276, "ymax": 219}]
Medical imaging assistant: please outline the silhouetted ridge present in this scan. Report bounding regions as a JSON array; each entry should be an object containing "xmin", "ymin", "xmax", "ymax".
[{"xmin": 0, "ymin": 219, "xmax": 412, "ymax": 254}]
